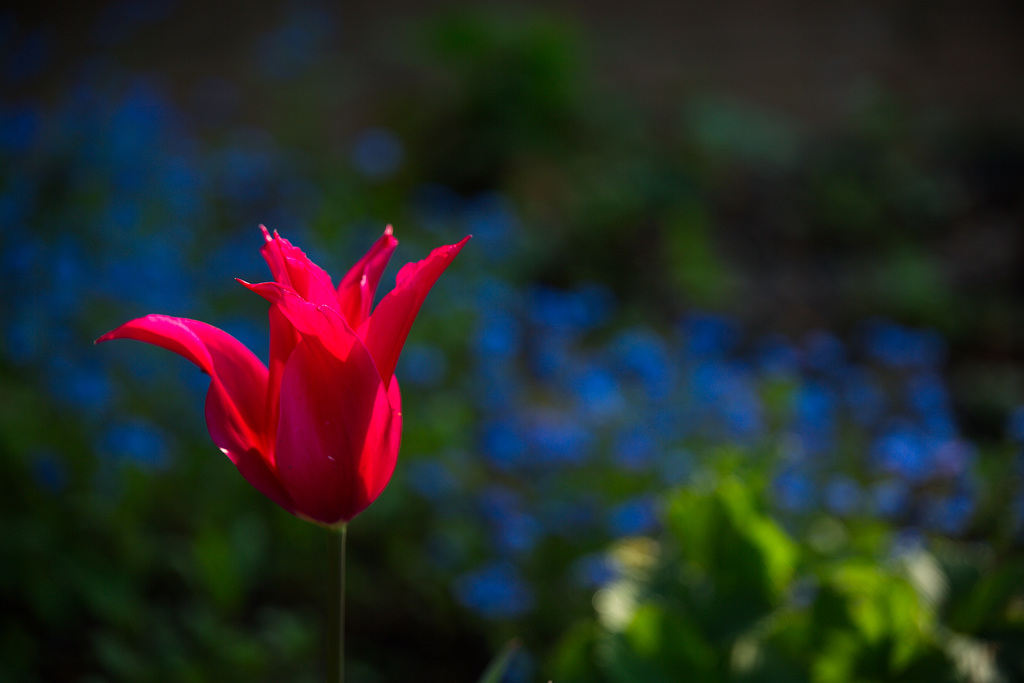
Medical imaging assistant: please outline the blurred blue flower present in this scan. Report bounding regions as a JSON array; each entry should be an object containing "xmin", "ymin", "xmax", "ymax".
[
  {"xmin": 890, "ymin": 527, "xmax": 925, "ymax": 557},
  {"xmin": 719, "ymin": 372, "xmax": 764, "ymax": 439},
  {"xmin": 862, "ymin": 319, "xmax": 946, "ymax": 368},
  {"xmin": 453, "ymin": 561, "xmax": 534, "ymax": 619},
  {"xmin": 1008, "ymin": 405, "xmax": 1024, "ymax": 443},
  {"xmin": 528, "ymin": 282, "xmax": 615, "ymax": 334},
  {"xmin": 612, "ymin": 328, "xmax": 674, "ymax": 399},
  {"xmin": 0, "ymin": 175, "xmax": 37, "ymax": 228},
  {"xmin": 4, "ymin": 312, "xmax": 45, "ymax": 364},
  {"xmin": 681, "ymin": 311, "xmax": 740, "ymax": 358},
  {"xmin": 31, "ymin": 450, "xmax": 70, "ymax": 493},
  {"xmin": 843, "ymin": 367, "xmax": 886, "ymax": 426},
  {"xmin": 774, "ymin": 468, "xmax": 815, "ymax": 511},
  {"xmin": 824, "ymin": 476, "xmax": 862, "ymax": 516},
  {"xmin": 108, "ymin": 80, "xmax": 179, "ymax": 172},
  {"xmin": 932, "ymin": 439, "xmax": 976, "ymax": 477},
  {"xmin": 474, "ymin": 309, "xmax": 521, "ymax": 358},
  {"xmin": 571, "ymin": 552, "xmax": 617, "ymax": 588},
  {"xmin": 351, "ymin": 127, "xmax": 404, "ymax": 180},
  {"xmin": 923, "ymin": 493, "xmax": 974, "ymax": 535},
  {"xmin": 526, "ymin": 411, "xmax": 591, "ymax": 465},
  {"xmin": 48, "ymin": 361, "xmax": 114, "ymax": 416},
  {"xmin": 608, "ymin": 496, "xmax": 659, "ymax": 536},
  {"xmin": 99, "ymin": 418, "xmax": 171, "ymax": 470},
  {"xmin": 571, "ymin": 363, "xmax": 625, "ymax": 420},
  {"xmin": 907, "ymin": 373, "xmax": 951, "ymax": 418},
  {"xmin": 792, "ymin": 381, "xmax": 836, "ymax": 453},
  {"xmin": 498, "ymin": 511, "xmax": 542, "ymax": 555},
  {"xmin": 756, "ymin": 333, "xmax": 799, "ymax": 377},
  {"xmin": 481, "ymin": 419, "xmax": 527, "ymax": 470},
  {"xmin": 691, "ymin": 359, "xmax": 762, "ymax": 440},
  {"xmin": 803, "ymin": 330, "xmax": 846, "ymax": 374},
  {"xmin": 159, "ymin": 153, "xmax": 206, "ymax": 219},
  {"xmin": 528, "ymin": 330, "xmax": 572, "ymax": 381},
  {"xmin": 475, "ymin": 363, "xmax": 519, "ymax": 411},
  {"xmin": 872, "ymin": 479, "xmax": 910, "ymax": 518},
  {"xmin": 0, "ymin": 101, "xmax": 41, "ymax": 154},
  {"xmin": 613, "ymin": 427, "xmax": 655, "ymax": 471},
  {"xmin": 873, "ymin": 422, "xmax": 930, "ymax": 482}
]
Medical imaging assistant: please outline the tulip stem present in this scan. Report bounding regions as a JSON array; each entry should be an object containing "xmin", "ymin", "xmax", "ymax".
[{"xmin": 327, "ymin": 524, "xmax": 347, "ymax": 683}]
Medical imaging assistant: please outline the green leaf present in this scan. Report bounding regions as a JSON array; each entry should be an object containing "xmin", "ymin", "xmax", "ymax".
[{"xmin": 477, "ymin": 638, "xmax": 521, "ymax": 683}]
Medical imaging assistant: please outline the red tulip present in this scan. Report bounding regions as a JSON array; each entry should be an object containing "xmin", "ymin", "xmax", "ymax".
[{"xmin": 97, "ymin": 226, "xmax": 469, "ymax": 526}]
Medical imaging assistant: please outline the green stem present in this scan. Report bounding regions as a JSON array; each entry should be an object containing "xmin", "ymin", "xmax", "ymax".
[{"xmin": 327, "ymin": 525, "xmax": 347, "ymax": 683}]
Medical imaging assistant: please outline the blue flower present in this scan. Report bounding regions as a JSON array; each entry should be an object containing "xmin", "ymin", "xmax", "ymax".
[
  {"xmin": 571, "ymin": 363, "xmax": 625, "ymax": 420},
  {"xmin": 824, "ymin": 476, "xmax": 862, "ymax": 516},
  {"xmin": 31, "ymin": 451, "xmax": 70, "ymax": 493},
  {"xmin": 872, "ymin": 479, "xmax": 910, "ymax": 518},
  {"xmin": 681, "ymin": 311, "xmax": 740, "ymax": 359},
  {"xmin": 613, "ymin": 427, "xmax": 655, "ymax": 471},
  {"xmin": 474, "ymin": 310, "xmax": 521, "ymax": 358},
  {"xmin": 608, "ymin": 496, "xmax": 659, "ymax": 536},
  {"xmin": 923, "ymin": 494, "xmax": 974, "ymax": 535},
  {"xmin": 803, "ymin": 330, "xmax": 846, "ymax": 374},
  {"xmin": 872, "ymin": 422, "xmax": 930, "ymax": 482},
  {"xmin": 862, "ymin": 319, "xmax": 946, "ymax": 368},
  {"xmin": 571, "ymin": 553, "xmax": 617, "ymax": 588},
  {"xmin": 526, "ymin": 412, "xmax": 591, "ymax": 465},
  {"xmin": 453, "ymin": 562, "xmax": 534, "ymax": 619},
  {"xmin": 774, "ymin": 469, "xmax": 815, "ymax": 511},
  {"xmin": 843, "ymin": 368, "xmax": 886, "ymax": 426},
  {"xmin": 612, "ymin": 328, "xmax": 674, "ymax": 399},
  {"xmin": 755, "ymin": 333, "xmax": 799, "ymax": 377},
  {"xmin": 480, "ymin": 419, "xmax": 527, "ymax": 471},
  {"xmin": 1009, "ymin": 405, "xmax": 1024, "ymax": 443},
  {"xmin": 99, "ymin": 419, "xmax": 171, "ymax": 470}
]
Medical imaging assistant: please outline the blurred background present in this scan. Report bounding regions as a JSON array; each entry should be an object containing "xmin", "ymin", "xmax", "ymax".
[{"xmin": 3, "ymin": 1, "xmax": 1024, "ymax": 680}]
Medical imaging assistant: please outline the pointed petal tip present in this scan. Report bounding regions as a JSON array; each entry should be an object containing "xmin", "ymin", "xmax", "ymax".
[
  {"xmin": 384, "ymin": 224, "xmax": 393, "ymax": 236},
  {"xmin": 260, "ymin": 224, "xmax": 272, "ymax": 242}
]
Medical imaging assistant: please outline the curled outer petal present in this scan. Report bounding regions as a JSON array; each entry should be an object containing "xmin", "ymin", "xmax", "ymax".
[
  {"xmin": 359, "ymin": 235, "xmax": 471, "ymax": 385},
  {"xmin": 95, "ymin": 315, "xmax": 294, "ymax": 512}
]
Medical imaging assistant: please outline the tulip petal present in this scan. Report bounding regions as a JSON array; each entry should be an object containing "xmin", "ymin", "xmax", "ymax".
[
  {"xmin": 259, "ymin": 225, "xmax": 337, "ymax": 306},
  {"xmin": 359, "ymin": 235, "xmax": 470, "ymax": 384},
  {"xmin": 96, "ymin": 315, "xmax": 295, "ymax": 512},
  {"xmin": 361, "ymin": 374, "xmax": 402, "ymax": 506},
  {"xmin": 274, "ymin": 330, "xmax": 399, "ymax": 525},
  {"xmin": 240, "ymin": 280, "xmax": 356, "ymax": 359},
  {"xmin": 336, "ymin": 225, "xmax": 398, "ymax": 329}
]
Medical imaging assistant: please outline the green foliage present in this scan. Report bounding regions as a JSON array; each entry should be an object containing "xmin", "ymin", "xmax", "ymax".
[{"xmin": 552, "ymin": 474, "xmax": 1024, "ymax": 682}]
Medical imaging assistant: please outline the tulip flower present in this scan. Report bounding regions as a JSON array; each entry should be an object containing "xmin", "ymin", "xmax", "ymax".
[{"xmin": 97, "ymin": 225, "xmax": 469, "ymax": 527}]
